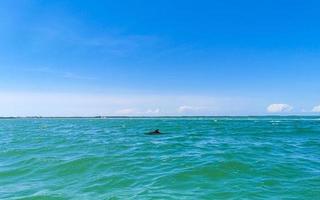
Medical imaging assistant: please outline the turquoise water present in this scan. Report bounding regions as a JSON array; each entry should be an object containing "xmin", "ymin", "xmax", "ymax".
[{"xmin": 1, "ymin": 117, "xmax": 319, "ymax": 199}]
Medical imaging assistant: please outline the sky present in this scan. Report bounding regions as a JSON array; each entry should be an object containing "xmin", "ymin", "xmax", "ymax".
[{"xmin": 0, "ymin": 0, "xmax": 320, "ymax": 116}]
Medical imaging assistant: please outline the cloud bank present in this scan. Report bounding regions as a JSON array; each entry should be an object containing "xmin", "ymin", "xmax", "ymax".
[
  {"xmin": 0, "ymin": 92, "xmax": 249, "ymax": 116},
  {"xmin": 0, "ymin": 92, "xmax": 264, "ymax": 116}
]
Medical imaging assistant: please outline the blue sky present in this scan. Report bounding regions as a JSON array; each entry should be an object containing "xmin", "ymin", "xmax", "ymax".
[{"xmin": 0, "ymin": 0, "xmax": 320, "ymax": 116}]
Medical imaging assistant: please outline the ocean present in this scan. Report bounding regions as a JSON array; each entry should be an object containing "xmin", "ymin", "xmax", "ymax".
[{"xmin": 0, "ymin": 117, "xmax": 319, "ymax": 199}]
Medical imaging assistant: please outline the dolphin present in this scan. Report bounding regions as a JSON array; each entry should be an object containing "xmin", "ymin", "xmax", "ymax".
[{"xmin": 146, "ymin": 129, "xmax": 161, "ymax": 135}]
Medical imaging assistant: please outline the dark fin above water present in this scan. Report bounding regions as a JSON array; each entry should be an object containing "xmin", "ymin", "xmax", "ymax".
[{"xmin": 146, "ymin": 129, "xmax": 161, "ymax": 135}]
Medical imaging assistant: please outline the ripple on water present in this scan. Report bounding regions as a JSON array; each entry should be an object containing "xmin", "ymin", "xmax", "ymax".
[{"xmin": 0, "ymin": 117, "xmax": 319, "ymax": 199}]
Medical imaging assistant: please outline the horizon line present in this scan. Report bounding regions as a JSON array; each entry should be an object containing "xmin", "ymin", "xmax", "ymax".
[{"xmin": 1, "ymin": 115, "xmax": 319, "ymax": 119}]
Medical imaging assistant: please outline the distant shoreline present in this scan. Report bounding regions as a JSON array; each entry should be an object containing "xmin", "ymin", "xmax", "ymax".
[{"xmin": 0, "ymin": 115, "xmax": 319, "ymax": 119}]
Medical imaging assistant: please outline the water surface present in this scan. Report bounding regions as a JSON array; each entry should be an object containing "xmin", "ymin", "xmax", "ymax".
[{"xmin": 0, "ymin": 117, "xmax": 319, "ymax": 199}]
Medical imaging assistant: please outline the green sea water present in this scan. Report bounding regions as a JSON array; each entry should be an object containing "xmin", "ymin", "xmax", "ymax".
[{"xmin": 0, "ymin": 117, "xmax": 319, "ymax": 199}]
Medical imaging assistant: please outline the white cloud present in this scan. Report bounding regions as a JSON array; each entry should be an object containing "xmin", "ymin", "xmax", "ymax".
[
  {"xmin": 115, "ymin": 108, "xmax": 137, "ymax": 115},
  {"xmin": 145, "ymin": 108, "xmax": 160, "ymax": 115},
  {"xmin": 267, "ymin": 104, "xmax": 293, "ymax": 113},
  {"xmin": 177, "ymin": 105, "xmax": 208, "ymax": 114},
  {"xmin": 178, "ymin": 106, "xmax": 199, "ymax": 113},
  {"xmin": 312, "ymin": 105, "xmax": 320, "ymax": 113},
  {"xmin": 115, "ymin": 108, "xmax": 160, "ymax": 116}
]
